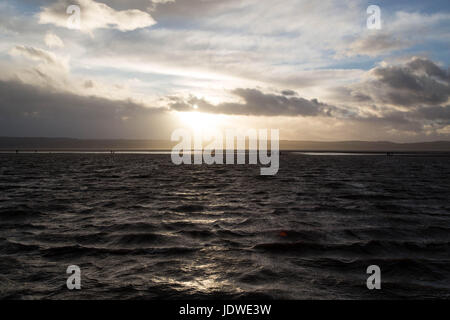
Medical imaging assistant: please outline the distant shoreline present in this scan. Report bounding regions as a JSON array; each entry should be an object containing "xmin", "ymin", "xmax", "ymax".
[
  {"xmin": 2, "ymin": 150, "xmax": 450, "ymax": 157},
  {"xmin": 0, "ymin": 137, "xmax": 449, "ymax": 152}
]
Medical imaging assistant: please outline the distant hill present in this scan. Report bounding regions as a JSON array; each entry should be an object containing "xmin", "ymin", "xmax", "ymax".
[
  {"xmin": 280, "ymin": 140, "xmax": 450, "ymax": 152},
  {"xmin": 0, "ymin": 137, "xmax": 449, "ymax": 152}
]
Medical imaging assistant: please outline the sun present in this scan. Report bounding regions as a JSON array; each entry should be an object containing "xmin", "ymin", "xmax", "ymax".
[{"xmin": 176, "ymin": 110, "xmax": 225, "ymax": 134}]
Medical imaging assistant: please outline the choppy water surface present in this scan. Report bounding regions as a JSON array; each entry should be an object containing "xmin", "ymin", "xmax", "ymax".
[{"xmin": 0, "ymin": 153, "xmax": 449, "ymax": 299}]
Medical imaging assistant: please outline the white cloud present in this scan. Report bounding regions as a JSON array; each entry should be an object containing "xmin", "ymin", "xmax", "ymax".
[
  {"xmin": 39, "ymin": 0, "xmax": 157, "ymax": 33},
  {"xmin": 8, "ymin": 45, "xmax": 71, "ymax": 91},
  {"xmin": 10, "ymin": 45, "xmax": 65, "ymax": 67},
  {"xmin": 44, "ymin": 32, "xmax": 65, "ymax": 48}
]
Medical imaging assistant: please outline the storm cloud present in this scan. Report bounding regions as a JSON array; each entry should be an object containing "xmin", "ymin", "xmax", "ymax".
[
  {"xmin": 170, "ymin": 88, "xmax": 341, "ymax": 117},
  {"xmin": 364, "ymin": 57, "xmax": 449, "ymax": 107},
  {"xmin": 0, "ymin": 80, "xmax": 171, "ymax": 138}
]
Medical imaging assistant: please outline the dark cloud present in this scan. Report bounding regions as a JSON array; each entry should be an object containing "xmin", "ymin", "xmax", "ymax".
[
  {"xmin": 343, "ymin": 103, "xmax": 450, "ymax": 135},
  {"xmin": 370, "ymin": 57, "xmax": 450, "ymax": 106},
  {"xmin": 406, "ymin": 58, "xmax": 449, "ymax": 81},
  {"xmin": 348, "ymin": 105, "xmax": 450, "ymax": 136},
  {"xmin": 335, "ymin": 57, "xmax": 450, "ymax": 108},
  {"xmin": 328, "ymin": 57, "xmax": 450, "ymax": 133},
  {"xmin": 170, "ymin": 88, "xmax": 340, "ymax": 117},
  {"xmin": 281, "ymin": 90, "xmax": 297, "ymax": 96},
  {"xmin": 342, "ymin": 102, "xmax": 450, "ymax": 136},
  {"xmin": 356, "ymin": 111, "xmax": 423, "ymax": 132},
  {"xmin": 373, "ymin": 66, "xmax": 423, "ymax": 91},
  {"xmin": 415, "ymin": 105, "xmax": 450, "ymax": 121},
  {"xmin": 330, "ymin": 87, "xmax": 373, "ymax": 103},
  {"xmin": 84, "ymin": 80, "xmax": 94, "ymax": 88},
  {"xmin": 0, "ymin": 80, "xmax": 171, "ymax": 139}
]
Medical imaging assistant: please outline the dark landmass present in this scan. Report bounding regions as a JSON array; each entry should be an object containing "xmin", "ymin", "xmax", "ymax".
[
  {"xmin": 280, "ymin": 140, "xmax": 450, "ymax": 152},
  {"xmin": 0, "ymin": 137, "xmax": 449, "ymax": 152}
]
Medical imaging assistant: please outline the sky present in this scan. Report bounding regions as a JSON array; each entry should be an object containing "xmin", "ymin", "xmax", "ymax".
[{"xmin": 0, "ymin": 0, "xmax": 449, "ymax": 142}]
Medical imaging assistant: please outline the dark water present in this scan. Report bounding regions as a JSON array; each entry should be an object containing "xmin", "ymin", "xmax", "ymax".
[{"xmin": 0, "ymin": 153, "xmax": 449, "ymax": 299}]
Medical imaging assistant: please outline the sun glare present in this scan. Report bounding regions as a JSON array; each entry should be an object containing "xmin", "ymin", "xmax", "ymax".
[{"xmin": 177, "ymin": 111, "xmax": 225, "ymax": 134}]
